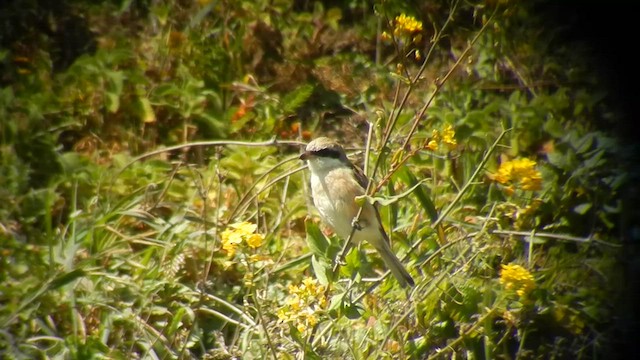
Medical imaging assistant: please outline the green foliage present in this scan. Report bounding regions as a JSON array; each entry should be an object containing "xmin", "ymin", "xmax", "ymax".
[{"xmin": 0, "ymin": 0, "xmax": 630, "ymax": 359}]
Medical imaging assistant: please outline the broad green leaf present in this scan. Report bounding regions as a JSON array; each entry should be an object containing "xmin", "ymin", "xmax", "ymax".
[
  {"xmin": 343, "ymin": 302, "xmax": 364, "ymax": 320},
  {"xmin": 311, "ymin": 255, "xmax": 331, "ymax": 286},
  {"xmin": 305, "ymin": 218, "xmax": 330, "ymax": 258},
  {"xmin": 328, "ymin": 292, "xmax": 347, "ymax": 318},
  {"xmin": 342, "ymin": 246, "xmax": 361, "ymax": 278}
]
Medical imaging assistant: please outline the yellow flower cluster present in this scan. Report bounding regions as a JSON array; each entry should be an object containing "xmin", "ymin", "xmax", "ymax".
[
  {"xmin": 426, "ymin": 124, "xmax": 457, "ymax": 151},
  {"xmin": 278, "ymin": 277, "xmax": 327, "ymax": 333},
  {"xmin": 380, "ymin": 14, "xmax": 424, "ymax": 61},
  {"xmin": 394, "ymin": 14, "xmax": 423, "ymax": 37},
  {"xmin": 499, "ymin": 263, "xmax": 535, "ymax": 297},
  {"xmin": 494, "ymin": 158, "xmax": 542, "ymax": 193},
  {"xmin": 381, "ymin": 14, "xmax": 423, "ymax": 42},
  {"xmin": 220, "ymin": 221, "xmax": 264, "ymax": 257}
]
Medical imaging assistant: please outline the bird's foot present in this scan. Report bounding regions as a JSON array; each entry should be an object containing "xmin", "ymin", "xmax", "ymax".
[{"xmin": 351, "ymin": 218, "xmax": 362, "ymax": 231}]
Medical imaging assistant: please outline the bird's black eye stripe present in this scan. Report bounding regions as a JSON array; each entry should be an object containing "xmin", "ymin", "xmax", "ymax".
[{"xmin": 312, "ymin": 148, "xmax": 342, "ymax": 159}]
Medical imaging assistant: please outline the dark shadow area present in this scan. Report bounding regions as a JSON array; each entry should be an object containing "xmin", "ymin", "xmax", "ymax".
[{"xmin": 535, "ymin": 2, "xmax": 639, "ymax": 358}]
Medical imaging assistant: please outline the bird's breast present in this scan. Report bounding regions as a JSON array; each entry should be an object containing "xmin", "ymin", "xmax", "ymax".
[{"xmin": 309, "ymin": 168, "xmax": 370, "ymax": 240}]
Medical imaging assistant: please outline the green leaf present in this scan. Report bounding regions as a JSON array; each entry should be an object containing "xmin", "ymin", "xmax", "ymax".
[
  {"xmin": 343, "ymin": 302, "xmax": 364, "ymax": 320},
  {"xmin": 105, "ymin": 93, "xmax": 120, "ymax": 113},
  {"xmin": 305, "ymin": 218, "xmax": 329, "ymax": 258},
  {"xmin": 573, "ymin": 203, "xmax": 592, "ymax": 215},
  {"xmin": 543, "ymin": 117, "xmax": 564, "ymax": 138},
  {"xmin": 326, "ymin": 8, "xmax": 342, "ymax": 29},
  {"xmin": 104, "ymin": 70, "xmax": 124, "ymax": 113},
  {"xmin": 272, "ymin": 253, "xmax": 312, "ymax": 275},
  {"xmin": 288, "ymin": 323, "xmax": 304, "ymax": 343},
  {"xmin": 342, "ymin": 246, "xmax": 361, "ymax": 277},
  {"xmin": 523, "ymin": 236, "xmax": 547, "ymax": 245},
  {"xmin": 282, "ymin": 84, "xmax": 314, "ymax": 114},
  {"xmin": 547, "ymin": 151, "xmax": 567, "ymax": 169},
  {"xmin": 396, "ymin": 166, "xmax": 439, "ymax": 223},
  {"xmin": 328, "ymin": 292, "xmax": 347, "ymax": 318},
  {"xmin": 311, "ymin": 255, "xmax": 331, "ymax": 286},
  {"xmin": 166, "ymin": 307, "xmax": 187, "ymax": 337},
  {"xmin": 48, "ymin": 269, "xmax": 86, "ymax": 290},
  {"xmin": 574, "ymin": 133, "xmax": 594, "ymax": 154},
  {"xmin": 135, "ymin": 96, "xmax": 156, "ymax": 123}
]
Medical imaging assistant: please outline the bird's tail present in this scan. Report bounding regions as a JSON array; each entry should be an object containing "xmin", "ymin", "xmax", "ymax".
[{"xmin": 375, "ymin": 242, "xmax": 415, "ymax": 287}]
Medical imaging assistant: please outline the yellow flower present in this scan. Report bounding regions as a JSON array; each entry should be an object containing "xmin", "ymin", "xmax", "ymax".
[
  {"xmin": 394, "ymin": 14, "xmax": 423, "ymax": 37},
  {"xmin": 278, "ymin": 277, "xmax": 326, "ymax": 334},
  {"xmin": 246, "ymin": 233, "xmax": 264, "ymax": 248},
  {"xmin": 220, "ymin": 221, "xmax": 264, "ymax": 257},
  {"xmin": 302, "ymin": 277, "xmax": 320, "ymax": 293},
  {"xmin": 277, "ymin": 308, "xmax": 290, "ymax": 321},
  {"xmin": 499, "ymin": 263, "xmax": 535, "ymax": 297},
  {"xmin": 305, "ymin": 311, "xmax": 318, "ymax": 327},
  {"xmin": 229, "ymin": 221, "xmax": 257, "ymax": 236},
  {"xmin": 431, "ymin": 128, "xmax": 440, "ymax": 141},
  {"xmin": 425, "ymin": 125, "xmax": 457, "ymax": 151},
  {"xmin": 296, "ymin": 322, "xmax": 307, "ymax": 333},
  {"xmin": 520, "ymin": 173, "xmax": 543, "ymax": 191},
  {"xmin": 495, "ymin": 158, "xmax": 542, "ymax": 192},
  {"xmin": 221, "ymin": 229, "xmax": 243, "ymax": 257},
  {"xmin": 286, "ymin": 294, "xmax": 303, "ymax": 312},
  {"xmin": 441, "ymin": 124, "xmax": 457, "ymax": 149}
]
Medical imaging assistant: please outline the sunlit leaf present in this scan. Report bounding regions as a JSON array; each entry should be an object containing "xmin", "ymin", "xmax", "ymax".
[
  {"xmin": 282, "ymin": 84, "xmax": 314, "ymax": 114},
  {"xmin": 573, "ymin": 203, "xmax": 592, "ymax": 215}
]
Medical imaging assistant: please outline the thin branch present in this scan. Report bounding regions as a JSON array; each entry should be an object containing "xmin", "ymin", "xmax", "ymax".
[
  {"xmin": 252, "ymin": 287, "xmax": 279, "ymax": 360},
  {"xmin": 114, "ymin": 139, "xmax": 305, "ymax": 181},
  {"xmin": 490, "ymin": 229, "xmax": 621, "ymax": 247},
  {"xmin": 431, "ymin": 129, "xmax": 509, "ymax": 229},
  {"xmin": 400, "ymin": 4, "xmax": 496, "ymax": 151},
  {"xmin": 228, "ymin": 155, "xmax": 305, "ymax": 221}
]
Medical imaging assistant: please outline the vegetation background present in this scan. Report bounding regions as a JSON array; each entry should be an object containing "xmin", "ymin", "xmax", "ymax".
[{"xmin": 1, "ymin": 0, "xmax": 638, "ymax": 359}]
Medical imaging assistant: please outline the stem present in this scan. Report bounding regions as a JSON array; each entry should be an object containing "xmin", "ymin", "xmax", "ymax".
[{"xmin": 252, "ymin": 287, "xmax": 279, "ymax": 360}]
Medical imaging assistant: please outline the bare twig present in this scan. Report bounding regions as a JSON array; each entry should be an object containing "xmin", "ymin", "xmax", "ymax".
[{"xmin": 490, "ymin": 229, "xmax": 621, "ymax": 247}]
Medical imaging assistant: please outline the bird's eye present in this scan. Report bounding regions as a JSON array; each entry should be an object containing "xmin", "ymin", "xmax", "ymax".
[{"xmin": 313, "ymin": 148, "xmax": 342, "ymax": 159}]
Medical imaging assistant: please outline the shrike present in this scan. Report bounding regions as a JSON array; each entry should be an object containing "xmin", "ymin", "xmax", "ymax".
[{"xmin": 300, "ymin": 137, "xmax": 415, "ymax": 287}]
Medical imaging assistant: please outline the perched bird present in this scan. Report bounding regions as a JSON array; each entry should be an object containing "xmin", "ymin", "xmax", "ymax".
[{"xmin": 300, "ymin": 137, "xmax": 415, "ymax": 287}]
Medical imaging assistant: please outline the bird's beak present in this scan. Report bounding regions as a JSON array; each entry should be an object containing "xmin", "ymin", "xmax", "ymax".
[{"xmin": 299, "ymin": 151, "xmax": 310, "ymax": 161}]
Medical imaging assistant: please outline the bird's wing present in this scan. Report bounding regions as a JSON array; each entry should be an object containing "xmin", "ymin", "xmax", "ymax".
[
  {"xmin": 350, "ymin": 162, "xmax": 391, "ymax": 244},
  {"xmin": 350, "ymin": 163, "xmax": 369, "ymax": 189}
]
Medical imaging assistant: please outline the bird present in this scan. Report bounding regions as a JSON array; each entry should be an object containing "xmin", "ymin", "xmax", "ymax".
[{"xmin": 299, "ymin": 137, "xmax": 415, "ymax": 287}]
